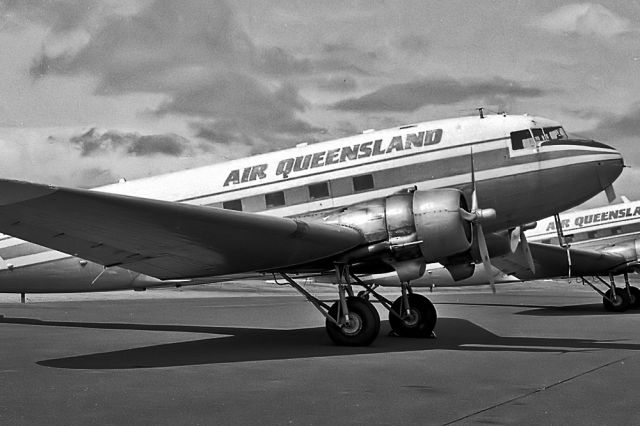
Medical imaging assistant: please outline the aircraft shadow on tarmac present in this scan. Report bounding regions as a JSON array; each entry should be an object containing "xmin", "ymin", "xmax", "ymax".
[
  {"xmin": 436, "ymin": 301, "xmax": 640, "ymax": 317},
  {"xmin": 517, "ymin": 303, "xmax": 640, "ymax": 316},
  {"xmin": 0, "ymin": 315, "xmax": 639, "ymax": 369}
]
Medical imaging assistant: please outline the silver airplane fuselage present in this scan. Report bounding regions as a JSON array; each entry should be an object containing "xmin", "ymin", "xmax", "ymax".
[{"xmin": 0, "ymin": 114, "xmax": 624, "ymax": 292}]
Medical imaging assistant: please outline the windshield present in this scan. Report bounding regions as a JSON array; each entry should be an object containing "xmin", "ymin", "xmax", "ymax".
[
  {"xmin": 543, "ymin": 126, "xmax": 567, "ymax": 140},
  {"xmin": 511, "ymin": 126, "xmax": 569, "ymax": 151}
]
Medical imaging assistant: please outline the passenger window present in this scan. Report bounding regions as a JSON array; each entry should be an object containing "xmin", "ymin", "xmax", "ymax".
[
  {"xmin": 265, "ymin": 191, "xmax": 285, "ymax": 208},
  {"xmin": 308, "ymin": 182, "xmax": 330, "ymax": 199},
  {"xmin": 223, "ymin": 199, "xmax": 243, "ymax": 211},
  {"xmin": 353, "ymin": 174, "xmax": 374, "ymax": 192},
  {"xmin": 510, "ymin": 130, "xmax": 535, "ymax": 150}
]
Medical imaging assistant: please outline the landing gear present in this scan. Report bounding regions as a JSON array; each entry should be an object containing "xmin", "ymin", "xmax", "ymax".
[
  {"xmin": 581, "ymin": 273, "xmax": 639, "ymax": 312},
  {"xmin": 389, "ymin": 293, "xmax": 437, "ymax": 337},
  {"xmin": 351, "ymin": 276, "xmax": 438, "ymax": 338},
  {"xmin": 629, "ymin": 286, "xmax": 640, "ymax": 309},
  {"xmin": 279, "ymin": 266, "xmax": 439, "ymax": 346},
  {"xmin": 603, "ymin": 288, "xmax": 630, "ymax": 312},
  {"xmin": 326, "ymin": 296, "xmax": 380, "ymax": 346},
  {"xmin": 279, "ymin": 266, "xmax": 380, "ymax": 346}
]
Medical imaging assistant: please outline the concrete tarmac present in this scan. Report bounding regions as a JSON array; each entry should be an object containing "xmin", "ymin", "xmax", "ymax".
[{"xmin": 1, "ymin": 281, "xmax": 639, "ymax": 425}]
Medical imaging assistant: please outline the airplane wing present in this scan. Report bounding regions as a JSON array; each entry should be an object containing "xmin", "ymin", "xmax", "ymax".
[
  {"xmin": 0, "ymin": 180, "xmax": 366, "ymax": 280},
  {"xmin": 492, "ymin": 241, "xmax": 629, "ymax": 280}
]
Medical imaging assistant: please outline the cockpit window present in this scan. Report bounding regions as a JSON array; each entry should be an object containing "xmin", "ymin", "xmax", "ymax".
[
  {"xmin": 510, "ymin": 129, "xmax": 536, "ymax": 150},
  {"xmin": 531, "ymin": 128, "xmax": 546, "ymax": 142},
  {"xmin": 543, "ymin": 126, "xmax": 567, "ymax": 140},
  {"xmin": 511, "ymin": 127, "xmax": 568, "ymax": 151}
]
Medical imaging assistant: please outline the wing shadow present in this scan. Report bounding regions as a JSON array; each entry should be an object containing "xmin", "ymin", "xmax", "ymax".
[{"xmin": 1, "ymin": 315, "xmax": 638, "ymax": 369}]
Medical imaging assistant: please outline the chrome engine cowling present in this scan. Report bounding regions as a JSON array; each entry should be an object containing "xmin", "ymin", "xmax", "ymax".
[
  {"xmin": 325, "ymin": 189, "xmax": 473, "ymax": 277},
  {"xmin": 412, "ymin": 189, "xmax": 472, "ymax": 260}
]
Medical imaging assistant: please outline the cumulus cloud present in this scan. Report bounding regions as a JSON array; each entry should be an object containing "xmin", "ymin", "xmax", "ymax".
[
  {"xmin": 536, "ymin": 3, "xmax": 633, "ymax": 38},
  {"xmin": 331, "ymin": 77, "xmax": 544, "ymax": 112},
  {"xmin": 18, "ymin": 0, "xmax": 325, "ymax": 154},
  {"xmin": 67, "ymin": 128, "xmax": 194, "ymax": 157},
  {"xmin": 0, "ymin": 126, "xmax": 235, "ymax": 188}
]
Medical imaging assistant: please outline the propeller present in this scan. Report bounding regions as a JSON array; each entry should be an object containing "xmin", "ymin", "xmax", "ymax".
[
  {"xmin": 459, "ymin": 149, "xmax": 497, "ymax": 292},
  {"xmin": 510, "ymin": 225, "xmax": 536, "ymax": 274}
]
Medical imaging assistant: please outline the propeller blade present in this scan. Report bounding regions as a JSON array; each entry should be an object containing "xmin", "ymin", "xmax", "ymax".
[
  {"xmin": 519, "ymin": 231, "xmax": 536, "ymax": 274},
  {"xmin": 509, "ymin": 228, "xmax": 520, "ymax": 253},
  {"xmin": 471, "ymin": 188, "xmax": 479, "ymax": 212},
  {"xmin": 476, "ymin": 223, "xmax": 495, "ymax": 293}
]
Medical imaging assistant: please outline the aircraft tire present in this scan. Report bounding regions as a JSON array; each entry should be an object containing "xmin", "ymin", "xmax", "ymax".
[
  {"xmin": 629, "ymin": 286, "xmax": 640, "ymax": 309},
  {"xmin": 389, "ymin": 293, "xmax": 437, "ymax": 338},
  {"xmin": 603, "ymin": 288, "xmax": 630, "ymax": 312},
  {"xmin": 326, "ymin": 297, "xmax": 380, "ymax": 346}
]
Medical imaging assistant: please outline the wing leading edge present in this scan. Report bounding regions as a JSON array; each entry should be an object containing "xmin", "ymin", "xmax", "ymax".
[{"xmin": 0, "ymin": 180, "xmax": 366, "ymax": 280}]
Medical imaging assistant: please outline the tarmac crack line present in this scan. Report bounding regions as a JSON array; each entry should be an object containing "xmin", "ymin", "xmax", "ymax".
[{"xmin": 443, "ymin": 356, "xmax": 631, "ymax": 425}]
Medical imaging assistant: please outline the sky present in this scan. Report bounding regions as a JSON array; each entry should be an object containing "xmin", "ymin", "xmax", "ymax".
[{"xmin": 0, "ymin": 0, "xmax": 638, "ymax": 207}]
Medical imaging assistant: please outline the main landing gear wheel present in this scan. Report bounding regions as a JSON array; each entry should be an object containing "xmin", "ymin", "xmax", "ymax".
[
  {"xmin": 326, "ymin": 296, "xmax": 380, "ymax": 346},
  {"xmin": 389, "ymin": 293, "xmax": 437, "ymax": 338},
  {"xmin": 628, "ymin": 286, "xmax": 640, "ymax": 309},
  {"xmin": 603, "ymin": 288, "xmax": 630, "ymax": 312}
]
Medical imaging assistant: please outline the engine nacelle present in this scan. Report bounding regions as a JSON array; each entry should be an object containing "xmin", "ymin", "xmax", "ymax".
[
  {"xmin": 412, "ymin": 190, "xmax": 472, "ymax": 260},
  {"xmin": 599, "ymin": 239, "xmax": 640, "ymax": 274},
  {"xmin": 325, "ymin": 189, "xmax": 472, "ymax": 270}
]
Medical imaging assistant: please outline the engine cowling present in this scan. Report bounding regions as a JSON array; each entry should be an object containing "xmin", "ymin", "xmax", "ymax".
[
  {"xmin": 324, "ymin": 189, "xmax": 473, "ymax": 278},
  {"xmin": 600, "ymin": 239, "xmax": 640, "ymax": 274}
]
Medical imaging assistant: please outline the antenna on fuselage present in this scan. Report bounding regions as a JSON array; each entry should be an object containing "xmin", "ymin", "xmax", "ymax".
[{"xmin": 477, "ymin": 107, "xmax": 485, "ymax": 119}]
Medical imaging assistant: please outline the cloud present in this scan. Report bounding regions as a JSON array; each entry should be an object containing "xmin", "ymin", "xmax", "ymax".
[
  {"xmin": 316, "ymin": 75, "xmax": 358, "ymax": 92},
  {"xmin": 0, "ymin": 126, "xmax": 236, "ymax": 188},
  {"xmin": 536, "ymin": 3, "xmax": 633, "ymax": 38},
  {"xmin": 591, "ymin": 103, "xmax": 640, "ymax": 138},
  {"xmin": 19, "ymin": 0, "xmax": 324, "ymax": 153},
  {"xmin": 255, "ymin": 47, "xmax": 312, "ymax": 76},
  {"xmin": 393, "ymin": 34, "xmax": 430, "ymax": 54},
  {"xmin": 68, "ymin": 128, "xmax": 193, "ymax": 157},
  {"xmin": 331, "ymin": 77, "xmax": 544, "ymax": 112}
]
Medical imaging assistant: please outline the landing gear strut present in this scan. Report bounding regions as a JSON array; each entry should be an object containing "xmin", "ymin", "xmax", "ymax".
[
  {"xmin": 279, "ymin": 265, "xmax": 380, "ymax": 346},
  {"xmin": 389, "ymin": 290, "xmax": 437, "ymax": 337},
  {"xmin": 280, "ymin": 266, "xmax": 438, "ymax": 346},
  {"xmin": 581, "ymin": 273, "xmax": 640, "ymax": 312},
  {"xmin": 350, "ymin": 276, "xmax": 437, "ymax": 338}
]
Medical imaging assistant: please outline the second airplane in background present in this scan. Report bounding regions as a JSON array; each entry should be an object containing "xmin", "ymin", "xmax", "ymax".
[{"xmin": 366, "ymin": 198, "xmax": 640, "ymax": 312}]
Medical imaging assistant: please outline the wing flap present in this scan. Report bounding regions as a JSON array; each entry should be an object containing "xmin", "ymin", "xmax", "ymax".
[{"xmin": 0, "ymin": 180, "xmax": 366, "ymax": 279}]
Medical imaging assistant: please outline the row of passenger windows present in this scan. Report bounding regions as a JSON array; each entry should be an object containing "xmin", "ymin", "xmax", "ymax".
[
  {"xmin": 221, "ymin": 174, "xmax": 375, "ymax": 212},
  {"xmin": 538, "ymin": 224, "xmax": 633, "ymax": 245}
]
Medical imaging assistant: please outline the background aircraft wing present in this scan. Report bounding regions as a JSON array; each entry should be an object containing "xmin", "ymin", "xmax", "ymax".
[
  {"xmin": 492, "ymin": 241, "xmax": 628, "ymax": 280},
  {"xmin": 0, "ymin": 180, "xmax": 366, "ymax": 280}
]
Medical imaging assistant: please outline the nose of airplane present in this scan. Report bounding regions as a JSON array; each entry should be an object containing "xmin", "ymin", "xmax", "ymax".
[
  {"xmin": 548, "ymin": 138, "xmax": 625, "ymax": 190},
  {"xmin": 592, "ymin": 141, "xmax": 625, "ymax": 190}
]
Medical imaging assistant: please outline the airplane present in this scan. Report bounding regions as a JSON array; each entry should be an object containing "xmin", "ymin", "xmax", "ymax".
[
  {"xmin": 360, "ymin": 198, "xmax": 640, "ymax": 312},
  {"xmin": 0, "ymin": 112, "xmax": 624, "ymax": 346}
]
